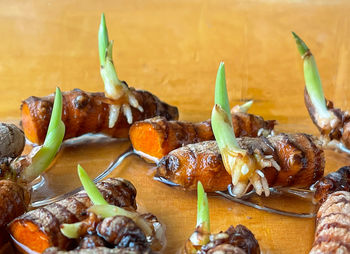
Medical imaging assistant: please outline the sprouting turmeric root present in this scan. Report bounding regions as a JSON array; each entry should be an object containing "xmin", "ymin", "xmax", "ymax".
[
  {"xmin": 293, "ymin": 32, "xmax": 350, "ymax": 154},
  {"xmin": 130, "ymin": 111, "xmax": 275, "ymax": 162},
  {"xmin": 0, "ymin": 88, "xmax": 65, "ymax": 250},
  {"xmin": 9, "ymin": 178, "xmax": 137, "ymax": 253},
  {"xmin": 21, "ymin": 88, "xmax": 178, "ymax": 145},
  {"xmin": 305, "ymin": 89, "xmax": 350, "ymax": 152},
  {"xmin": 157, "ymin": 63, "xmax": 325, "ymax": 197},
  {"xmin": 183, "ymin": 182, "xmax": 260, "ymax": 254},
  {"xmin": 156, "ymin": 133, "xmax": 324, "ymax": 194},
  {"xmin": 22, "ymin": 14, "xmax": 179, "ymax": 145}
]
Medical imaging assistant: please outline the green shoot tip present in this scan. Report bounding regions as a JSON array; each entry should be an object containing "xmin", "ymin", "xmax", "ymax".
[
  {"xmin": 214, "ymin": 62, "xmax": 231, "ymax": 116},
  {"xmin": 78, "ymin": 164, "xmax": 108, "ymax": 206},
  {"xmin": 197, "ymin": 181, "xmax": 210, "ymax": 232},
  {"xmin": 99, "ymin": 13, "xmax": 109, "ymax": 66},
  {"xmin": 292, "ymin": 32, "xmax": 310, "ymax": 56}
]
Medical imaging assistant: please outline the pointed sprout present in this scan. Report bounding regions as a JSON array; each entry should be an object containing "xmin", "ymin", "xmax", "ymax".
[
  {"xmin": 211, "ymin": 62, "xmax": 244, "ymax": 154},
  {"xmin": 98, "ymin": 13, "xmax": 142, "ymax": 126},
  {"xmin": 188, "ymin": 181, "xmax": 210, "ymax": 247},
  {"xmin": 196, "ymin": 181, "xmax": 210, "ymax": 233},
  {"xmin": 77, "ymin": 164, "xmax": 108, "ymax": 205},
  {"xmin": 99, "ymin": 13, "xmax": 123, "ymax": 91},
  {"xmin": 214, "ymin": 62, "xmax": 231, "ymax": 120},
  {"xmin": 231, "ymin": 100, "xmax": 254, "ymax": 114},
  {"xmin": 20, "ymin": 87, "xmax": 65, "ymax": 182},
  {"xmin": 211, "ymin": 63, "xmax": 270, "ymax": 197},
  {"xmin": 238, "ymin": 100, "xmax": 253, "ymax": 113},
  {"xmin": 292, "ymin": 32, "xmax": 331, "ymax": 120},
  {"xmin": 98, "ymin": 13, "xmax": 109, "ymax": 67}
]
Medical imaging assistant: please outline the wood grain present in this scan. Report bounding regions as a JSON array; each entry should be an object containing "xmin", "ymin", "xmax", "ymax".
[{"xmin": 1, "ymin": 1, "xmax": 350, "ymax": 253}]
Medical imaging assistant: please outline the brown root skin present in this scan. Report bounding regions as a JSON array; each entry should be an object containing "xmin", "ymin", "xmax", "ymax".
[
  {"xmin": 310, "ymin": 191, "xmax": 350, "ymax": 254},
  {"xmin": 0, "ymin": 180, "xmax": 29, "ymax": 228},
  {"xmin": 156, "ymin": 141, "xmax": 232, "ymax": 192},
  {"xmin": 184, "ymin": 225, "xmax": 260, "ymax": 254},
  {"xmin": 9, "ymin": 178, "xmax": 137, "ymax": 253},
  {"xmin": 43, "ymin": 247, "xmax": 152, "ymax": 254},
  {"xmin": 313, "ymin": 166, "xmax": 350, "ymax": 204},
  {"xmin": 0, "ymin": 123, "xmax": 26, "ymax": 178},
  {"xmin": 130, "ymin": 113, "xmax": 276, "ymax": 161},
  {"xmin": 79, "ymin": 235, "xmax": 106, "ymax": 249},
  {"xmin": 21, "ymin": 88, "xmax": 179, "ymax": 145},
  {"xmin": 0, "ymin": 123, "xmax": 25, "ymax": 159},
  {"xmin": 52, "ymin": 213, "xmax": 163, "ymax": 252},
  {"xmin": 304, "ymin": 88, "xmax": 350, "ymax": 150},
  {"xmin": 156, "ymin": 133, "xmax": 324, "ymax": 193},
  {"xmin": 97, "ymin": 216, "xmax": 149, "ymax": 250}
]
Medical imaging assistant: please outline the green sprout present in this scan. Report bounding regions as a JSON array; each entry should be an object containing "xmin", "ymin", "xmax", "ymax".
[
  {"xmin": 237, "ymin": 100, "xmax": 253, "ymax": 113},
  {"xmin": 196, "ymin": 181, "xmax": 210, "ymax": 233},
  {"xmin": 188, "ymin": 181, "xmax": 210, "ymax": 250},
  {"xmin": 19, "ymin": 87, "xmax": 65, "ymax": 182},
  {"xmin": 77, "ymin": 164, "xmax": 108, "ymax": 205},
  {"xmin": 99, "ymin": 13, "xmax": 124, "ymax": 95},
  {"xmin": 98, "ymin": 13, "xmax": 142, "ymax": 126},
  {"xmin": 292, "ymin": 32, "xmax": 331, "ymax": 120},
  {"xmin": 211, "ymin": 62, "xmax": 244, "ymax": 155},
  {"xmin": 211, "ymin": 63, "xmax": 269, "ymax": 197},
  {"xmin": 98, "ymin": 13, "xmax": 109, "ymax": 67}
]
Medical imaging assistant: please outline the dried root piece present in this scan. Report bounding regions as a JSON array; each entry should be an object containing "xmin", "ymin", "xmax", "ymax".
[{"xmin": 310, "ymin": 191, "xmax": 350, "ymax": 254}]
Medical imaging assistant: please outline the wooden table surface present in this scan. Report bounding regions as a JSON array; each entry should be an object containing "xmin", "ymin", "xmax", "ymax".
[{"xmin": 1, "ymin": 1, "xmax": 350, "ymax": 253}]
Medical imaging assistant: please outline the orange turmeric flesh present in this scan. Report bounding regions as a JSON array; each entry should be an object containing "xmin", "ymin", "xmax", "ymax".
[
  {"xmin": 10, "ymin": 221, "xmax": 50, "ymax": 253},
  {"xmin": 21, "ymin": 88, "xmax": 178, "ymax": 145},
  {"xmin": 156, "ymin": 133, "xmax": 324, "ymax": 192},
  {"xmin": 130, "ymin": 113, "xmax": 276, "ymax": 162}
]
